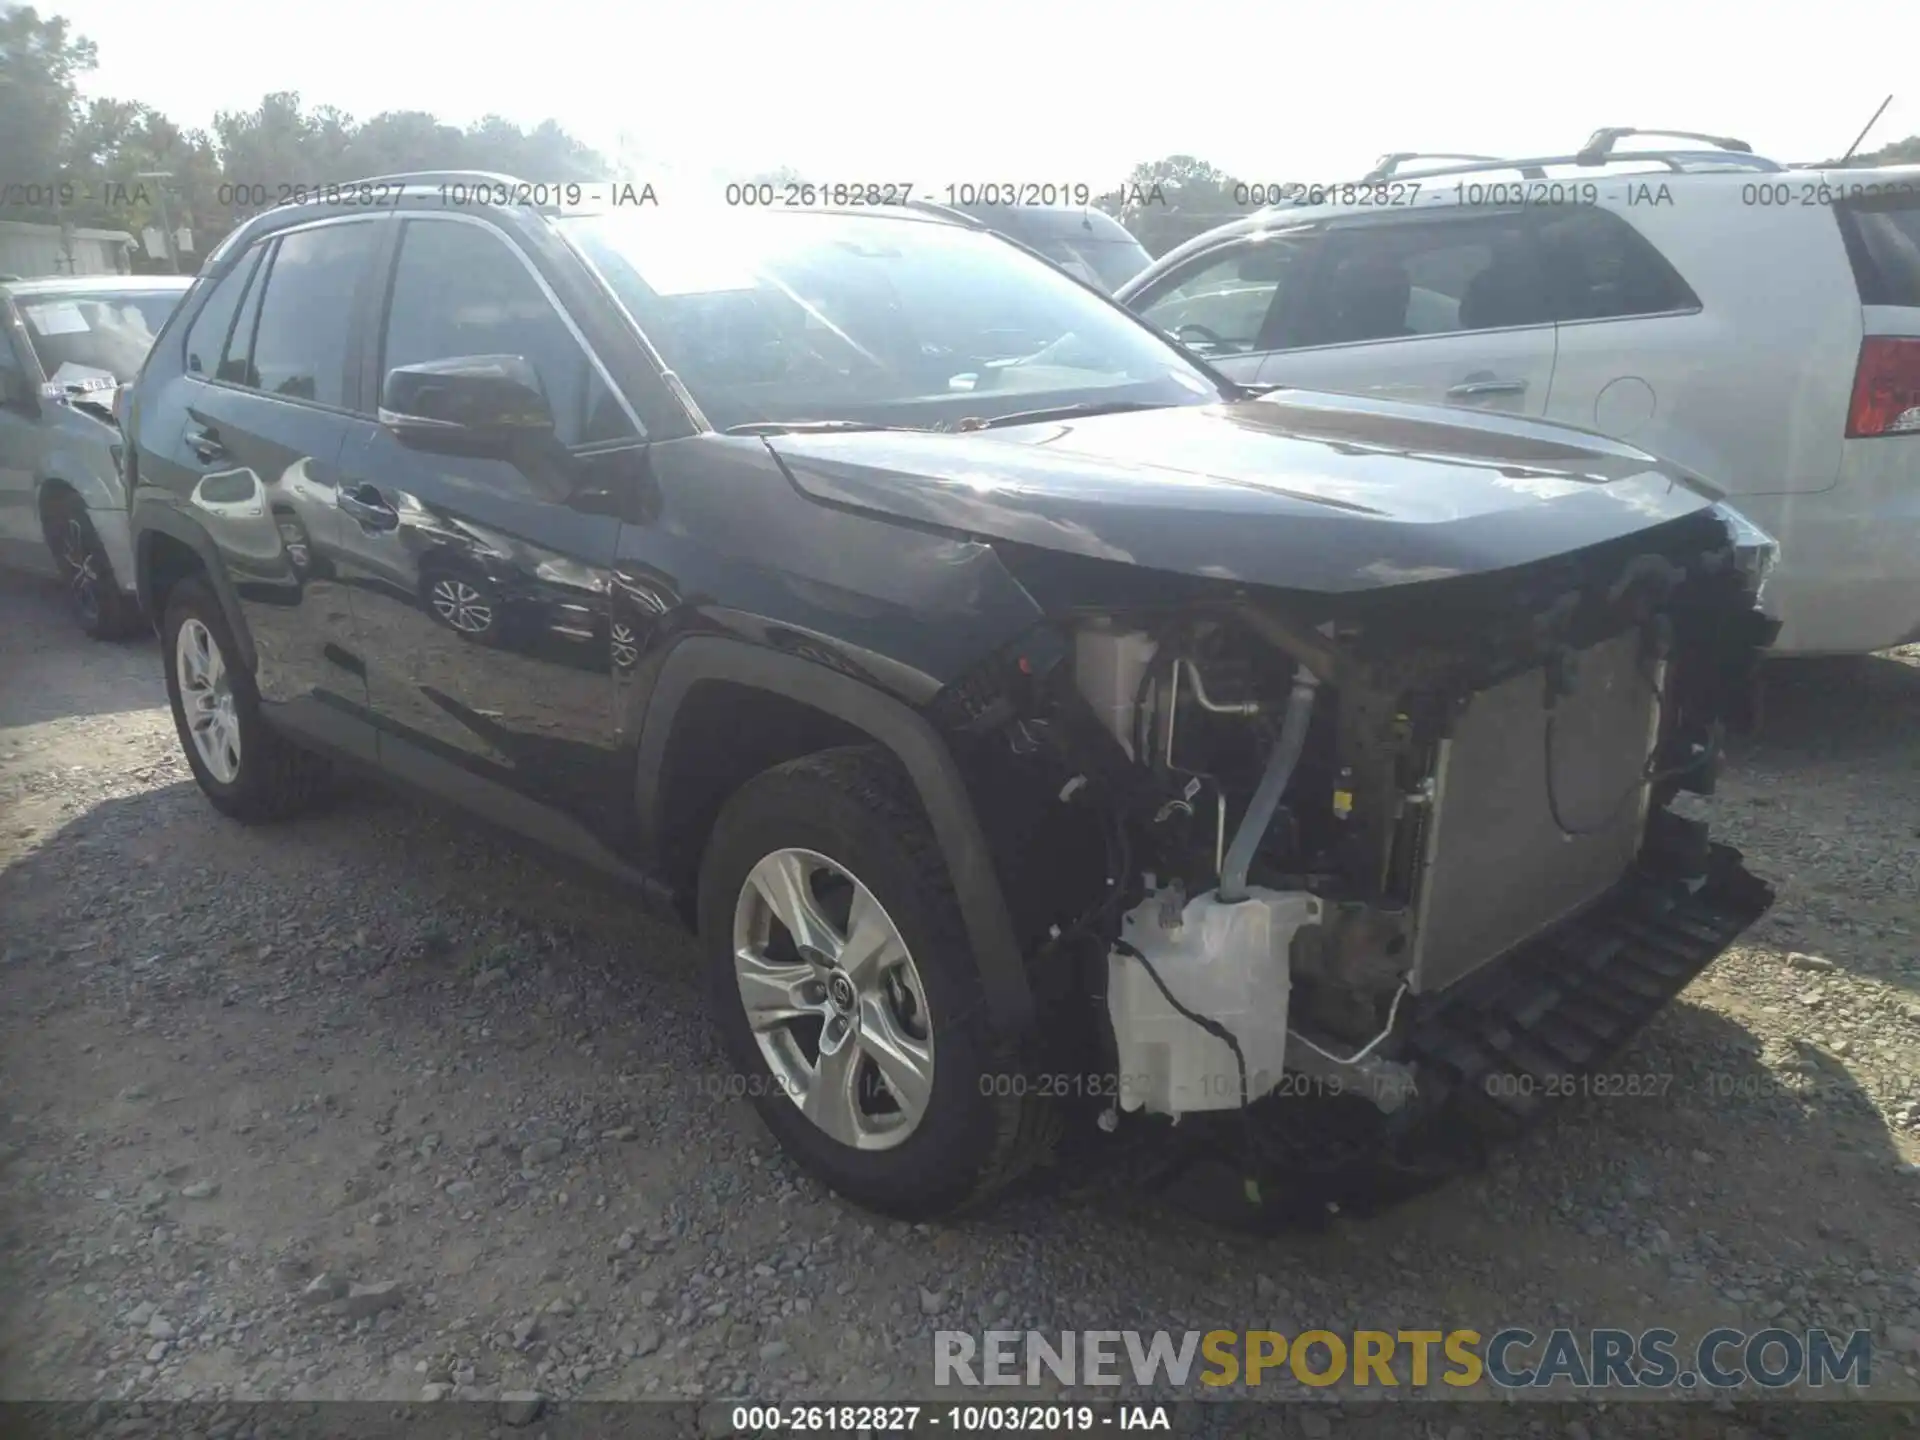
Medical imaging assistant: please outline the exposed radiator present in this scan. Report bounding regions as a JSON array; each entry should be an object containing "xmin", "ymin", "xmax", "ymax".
[{"xmin": 1408, "ymin": 628, "xmax": 1661, "ymax": 995}]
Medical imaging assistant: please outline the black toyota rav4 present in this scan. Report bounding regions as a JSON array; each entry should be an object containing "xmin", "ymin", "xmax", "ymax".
[{"xmin": 123, "ymin": 172, "xmax": 1778, "ymax": 1222}]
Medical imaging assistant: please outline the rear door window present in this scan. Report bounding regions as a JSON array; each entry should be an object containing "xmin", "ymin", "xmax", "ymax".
[
  {"xmin": 1837, "ymin": 195, "xmax": 1920, "ymax": 307},
  {"xmin": 184, "ymin": 249, "xmax": 263, "ymax": 378},
  {"xmin": 1534, "ymin": 207, "xmax": 1699, "ymax": 321},
  {"xmin": 222, "ymin": 221, "xmax": 381, "ymax": 407}
]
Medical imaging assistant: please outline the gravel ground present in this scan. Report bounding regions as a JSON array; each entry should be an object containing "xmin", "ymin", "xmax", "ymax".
[{"xmin": 1, "ymin": 569, "xmax": 1917, "ymax": 1435}]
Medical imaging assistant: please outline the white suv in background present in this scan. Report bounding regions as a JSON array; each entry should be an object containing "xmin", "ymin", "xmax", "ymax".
[{"xmin": 1115, "ymin": 129, "xmax": 1920, "ymax": 656}]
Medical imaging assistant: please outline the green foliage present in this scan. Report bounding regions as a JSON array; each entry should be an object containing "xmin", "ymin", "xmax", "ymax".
[
  {"xmin": 1, "ymin": 7, "xmax": 1276, "ymax": 269},
  {"xmin": 2, "ymin": 9, "xmax": 609, "ymax": 269},
  {"xmin": 62, "ymin": 98, "xmax": 223, "ymax": 246},
  {"xmin": 0, "ymin": 6, "xmax": 97, "ymax": 213},
  {"xmin": 1097, "ymin": 154, "xmax": 1257, "ymax": 258},
  {"xmin": 1823, "ymin": 134, "xmax": 1920, "ymax": 168}
]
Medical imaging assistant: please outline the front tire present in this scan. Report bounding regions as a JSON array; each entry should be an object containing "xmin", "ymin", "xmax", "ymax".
[
  {"xmin": 698, "ymin": 746, "xmax": 1055, "ymax": 1219},
  {"xmin": 44, "ymin": 492, "xmax": 142, "ymax": 640},
  {"xmin": 161, "ymin": 575, "xmax": 333, "ymax": 823}
]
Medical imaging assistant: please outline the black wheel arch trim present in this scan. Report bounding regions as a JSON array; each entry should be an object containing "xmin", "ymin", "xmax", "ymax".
[
  {"xmin": 634, "ymin": 634, "xmax": 1038, "ymax": 1041},
  {"xmin": 132, "ymin": 504, "xmax": 257, "ymax": 671}
]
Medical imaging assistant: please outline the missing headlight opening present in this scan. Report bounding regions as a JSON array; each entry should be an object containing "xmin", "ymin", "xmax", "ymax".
[{"xmin": 936, "ymin": 507, "xmax": 1777, "ymax": 1216}]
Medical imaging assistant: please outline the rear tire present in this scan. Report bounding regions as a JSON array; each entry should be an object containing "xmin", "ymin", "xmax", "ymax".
[
  {"xmin": 698, "ymin": 745, "xmax": 1055, "ymax": 1219},
  {"xmin": 44, "ymin": 492, "xmax": 142, "ymax": 640},
  {"xmin": 161, "ymin": 575, "xmax": 333, "ymax": 823}
]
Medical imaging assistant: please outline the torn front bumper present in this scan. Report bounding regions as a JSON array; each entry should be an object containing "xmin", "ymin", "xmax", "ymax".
[
  {"xmin": 1140, "ymin": 840, "xmax": 1772, "ymax": 1226},
  {"xmin": 1399, "ymin": 838, "xmax": 1772, "ymax": 1140}
]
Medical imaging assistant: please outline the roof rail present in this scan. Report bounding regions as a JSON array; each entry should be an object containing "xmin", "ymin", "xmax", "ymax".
[
  {"xmin": 1574, "ymin": 128, "xmax": 1753, "ymax": 164},
  {"xmin": 1341, "ymin": 143, "xmax": 1783, "ymax": 192},
  {"xmin": 1353, "ymin": 130, "xmax": 1772, "ymax": 189}
]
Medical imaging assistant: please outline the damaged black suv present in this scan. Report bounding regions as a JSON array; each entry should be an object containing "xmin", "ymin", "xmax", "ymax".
[{"xmin": 123, "ymin": 172, "xmax": 1778, "ymax": 1221}]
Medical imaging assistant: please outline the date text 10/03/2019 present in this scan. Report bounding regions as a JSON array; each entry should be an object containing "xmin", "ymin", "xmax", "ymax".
[
  {"xmin": 210, "ymin": 180, "xmax": 662, "ymax": 212},
  {"xmin": 720, "ymin": 182, "xmax": 1175, "ymax": 210},
  {"xmin": 729, "ymin": 1405, "xmax": 1172, "ymax": 1433}
]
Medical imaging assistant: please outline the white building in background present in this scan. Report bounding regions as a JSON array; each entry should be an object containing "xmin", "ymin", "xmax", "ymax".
[{"xmin": 0, "ymin": 220, "xmax": 137, "ymax": 279}]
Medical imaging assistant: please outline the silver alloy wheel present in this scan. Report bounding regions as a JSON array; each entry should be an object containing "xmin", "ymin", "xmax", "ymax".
[
  {"xmin": 732, "ymin": 847, "xmax": 935, "ymax": 1151},
  {"xmin": 176, "ymin": 617, "xmax": 241, "ymax": 784},
  {"xmin": 430, "ymin": 578, "xmax": 493, "ymax": 634},
  {"xmin": 60, "ymin": 517, "xmax": 101, "ymax": 622}
]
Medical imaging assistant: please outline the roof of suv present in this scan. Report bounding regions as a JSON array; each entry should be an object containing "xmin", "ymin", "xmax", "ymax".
[{"xmin": 1119, "ymin": 144, "xmax": 1920, "ymax": 296}]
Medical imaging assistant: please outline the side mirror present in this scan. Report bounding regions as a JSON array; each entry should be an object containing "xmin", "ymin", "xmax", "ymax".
[{"xmin": 379, "ymin": 355, "xmax": 555, "ymax": 456}]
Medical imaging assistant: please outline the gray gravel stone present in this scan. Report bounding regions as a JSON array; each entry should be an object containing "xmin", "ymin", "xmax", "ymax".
[
  {"xmin": 336, "ymin": 1281, "xmax": 403, "ymax": 1319},
  {"xmin": 1788, "ymin": 952, "xmax": 1837, "ymax": 972},
  {"xmin": 300, "ymin": 1273, "xmax": 349, "ymax": 1305},
  {"xmin": 521, "ymin": 1137, "xmax": 565, "ymax": 1166},
  {"xmin": 499, "ymin": 1391, "xmax": 545, "ymax": 1426}
]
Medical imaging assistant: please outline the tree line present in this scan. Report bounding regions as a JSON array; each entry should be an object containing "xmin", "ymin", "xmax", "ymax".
[
  {"xmin": 0, "ymin": 6, "xmax": 605, "ymax": 268},
  {"xmin": 4, "ymin": 5, "xmax": 1915, "ymax": 274}
]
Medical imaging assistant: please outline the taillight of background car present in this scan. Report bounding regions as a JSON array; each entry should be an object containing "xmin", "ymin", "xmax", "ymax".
[{"xmin": 1845, "ymin": 336, "xmax": 1920, "ymax": 437}]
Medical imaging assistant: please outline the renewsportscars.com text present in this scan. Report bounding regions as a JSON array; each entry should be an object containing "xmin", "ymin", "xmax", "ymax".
[{"xmin": 935, "ymin": 1327, "xmax": 1874, "ymax": 1391}]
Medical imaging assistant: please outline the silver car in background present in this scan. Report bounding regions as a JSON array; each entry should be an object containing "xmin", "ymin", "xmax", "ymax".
[{"xmin": 0, "ymin": 275, "xmax": 193, "ymax": 636}]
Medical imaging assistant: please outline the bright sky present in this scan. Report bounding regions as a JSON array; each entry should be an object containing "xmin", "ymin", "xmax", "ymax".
[{"xmin": 53, "ymin": 0, "xmax": 1914, "ymax": 194}]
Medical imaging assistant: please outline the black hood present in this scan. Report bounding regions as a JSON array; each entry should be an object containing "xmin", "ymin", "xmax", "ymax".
[{"xmin": 766, "ymin": 390, "xmax": 1726, "ymax": 595}]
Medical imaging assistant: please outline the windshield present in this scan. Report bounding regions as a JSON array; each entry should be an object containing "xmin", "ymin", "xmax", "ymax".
[
  {"xmin": 558, "ymin": 210, "xmax": 1223, "ymax": 431},
  {"xmin": 16, "ymin": 290, "xmax": 183, "ymax": 388}
]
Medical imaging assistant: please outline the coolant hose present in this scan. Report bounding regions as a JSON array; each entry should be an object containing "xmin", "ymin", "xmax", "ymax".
[{"xmin": 1216, "ymin": 664, "xmax": 1319, "ymax": 902}]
